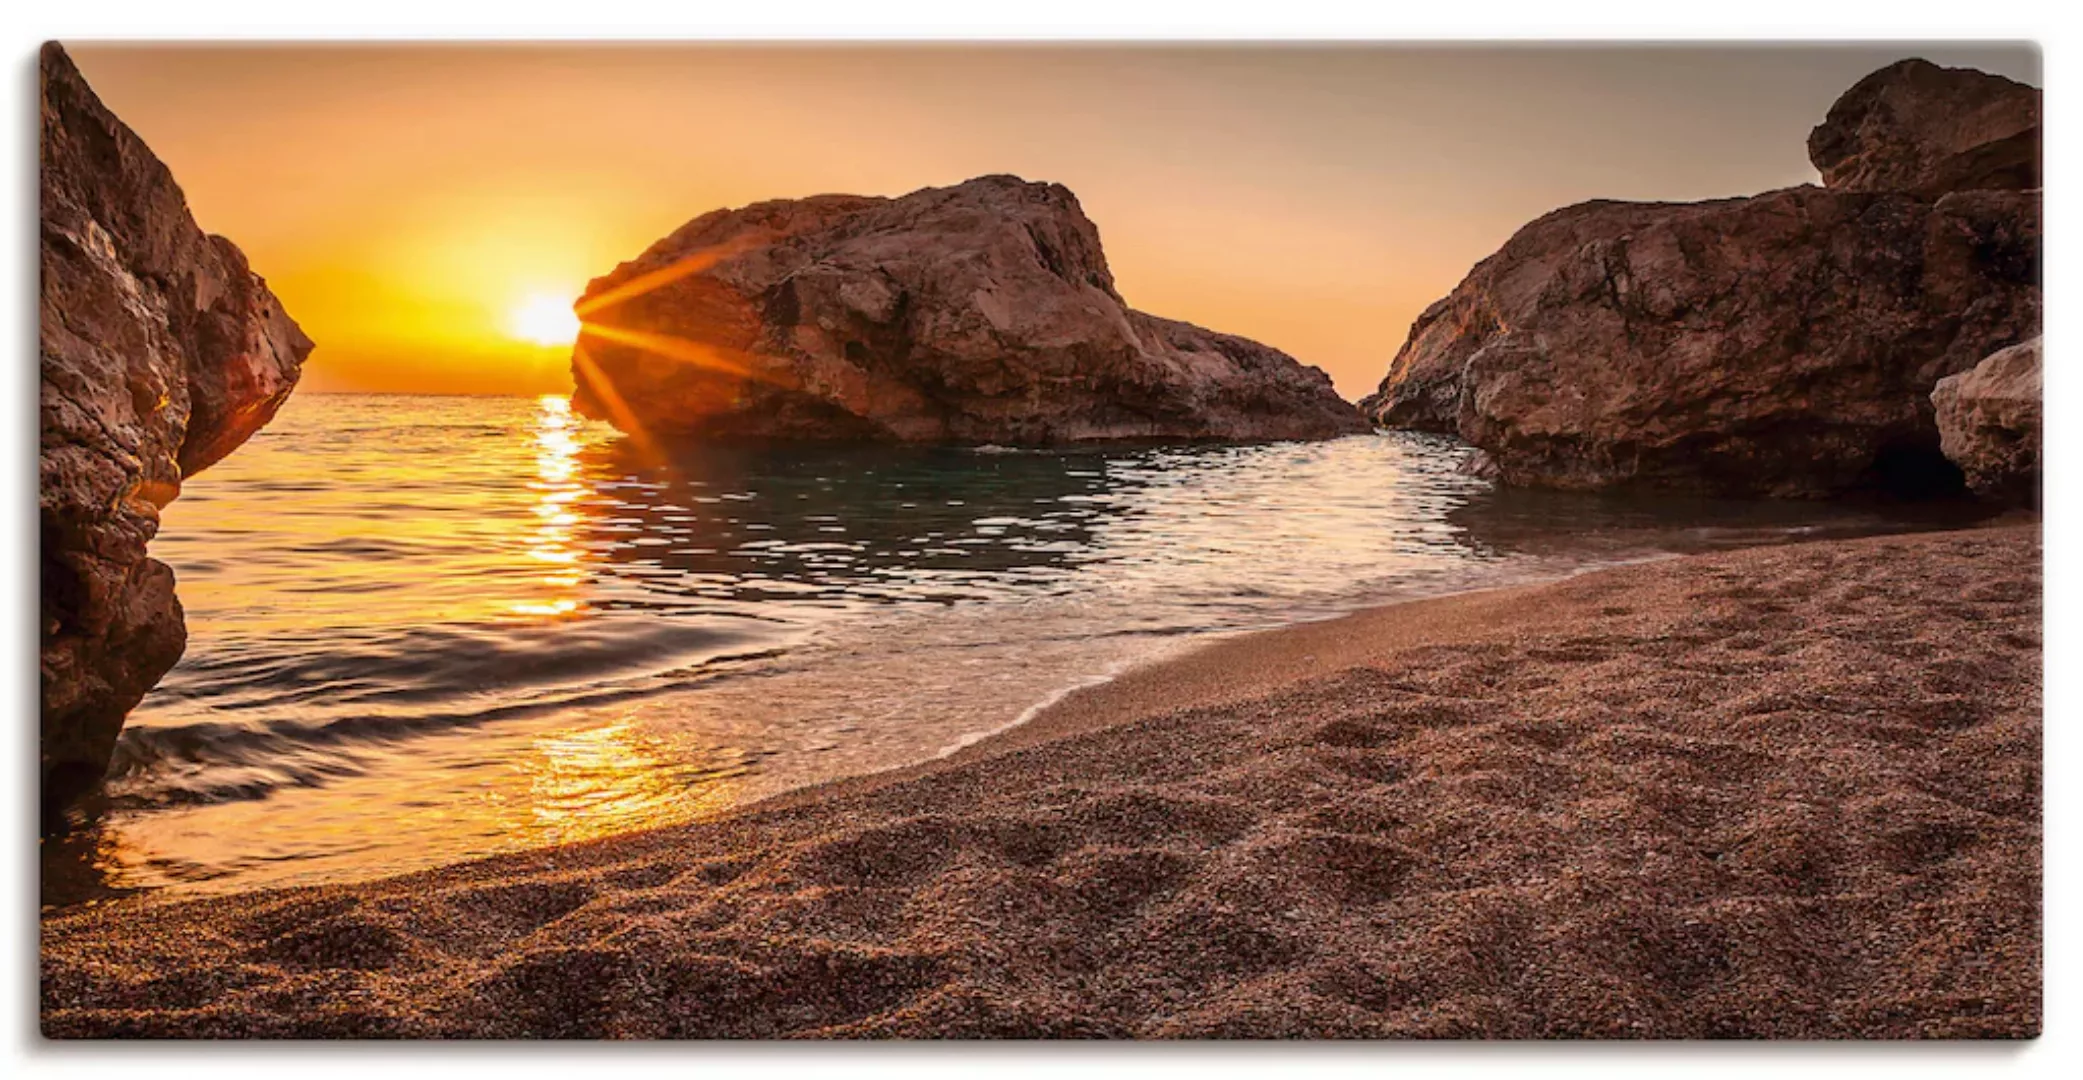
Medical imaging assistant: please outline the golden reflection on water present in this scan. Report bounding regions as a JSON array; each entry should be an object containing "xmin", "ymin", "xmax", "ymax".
[
  {"xmin": 523, "ymin": 719, "xmax": 748, "ymax": 846},
  {"xmin": 515, "ymin": 394, "xmax": 587, "ymax": 617},
  {"xmin": 56, "ymin": 707, "xmax": 752, "ymax": 903},
  {"xmin": 52, "ymin": 394, "xmax": 757, "ymax": 904}
]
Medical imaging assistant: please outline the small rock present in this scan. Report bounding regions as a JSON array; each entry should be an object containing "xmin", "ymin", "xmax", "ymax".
[{"xmin": 1933, "ymin": 336, "xmax": 2040, "ymax": 506}]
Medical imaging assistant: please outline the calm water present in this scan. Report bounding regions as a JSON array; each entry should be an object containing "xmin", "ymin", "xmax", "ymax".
[{"xmin": 42, "ymin": 394, "xmax": 1985, "ymax": 906}]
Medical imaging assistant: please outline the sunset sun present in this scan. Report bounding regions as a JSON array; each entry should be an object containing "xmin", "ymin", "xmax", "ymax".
[{"xmin": 509, "ymin": 292, "xmax": 580, "ymax": 346}]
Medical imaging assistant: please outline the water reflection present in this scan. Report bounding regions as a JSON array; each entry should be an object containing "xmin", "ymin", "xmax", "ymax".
[
  {"xmin": 523, "ymin": 717, "xmax": 747, "ymax": 844},
  {"xmin": 574, "ymin": 439, "xmax": 1129, "ymax": 610},
  {"xmin": 44, "ymin": 395, "xmax": 781, "ymax": 907},
  {"xmin": 516, "ymin": 395, "xmax": 588, "ymax": 617},
  {"xmin": 47, "ymin": 705, "xmax": 758, "ymax": 908}
]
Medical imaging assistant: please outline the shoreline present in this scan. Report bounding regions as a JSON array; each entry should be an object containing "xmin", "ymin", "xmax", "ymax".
[
  {"xmin": 43, "ymin": 523, "xmax": 2041, "ymax": 1037},
  {"xmin": 723, "ymin": 552, "xmax": 1685, "ymax": 821},
  {"xmin": 43, "ymin": 557, "xmax": 1615, "ymax": 911}
]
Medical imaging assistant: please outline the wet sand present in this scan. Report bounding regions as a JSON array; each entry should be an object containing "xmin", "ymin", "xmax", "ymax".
[{"xmin": 41, "ymin": 524, "xmax": 2041, "ymax": 1038}]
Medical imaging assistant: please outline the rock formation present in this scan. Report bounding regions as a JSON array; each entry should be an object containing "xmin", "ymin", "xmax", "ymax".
[
  {"xmin": 1808, "ymin": 58, "xmax": 2042, "ymax": 198},
  {"xmin": 40, "ymin": 43, "xmax": 312, "ymax": 812},
  {"xmin": 572, "ymin": 175, "xmax": 1366, "ymax": 444},
  {"xmin": 1933, "ymin": 336, "xmax": 2041, "ymax": 506},
  {"xmin": 1363, "ymin": 59, "xmax": 2041, "ymax": 499}
]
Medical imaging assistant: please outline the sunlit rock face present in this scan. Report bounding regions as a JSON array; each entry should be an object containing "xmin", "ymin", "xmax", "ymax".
[
  {"xmin": 40, "ymin": 43, "xmax": 312, "ymax": 812},
  {"xmin": 1934, "ymin": 336, "xmax": 2041, "ymax": 507},
  {"xmin": 1362, "ymin": 60, "xmax": 2041, "ymax": 498},
  {"xmin": 1808, "ymin": 59, "xmax": 2041, "ymax": 198},
  {"xmin": 571, "ymin": 175, "xmax": 1367, "ymax": 444}
]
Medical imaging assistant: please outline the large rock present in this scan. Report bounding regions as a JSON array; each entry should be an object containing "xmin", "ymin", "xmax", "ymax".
[
  {"xmin": 1933, "ymin": 336, "xmax": 2041, "ymax": 505},
  {"xmin": 1363, "ymin": 59, "xmax": 2042, "ymax": 498},
  {"xmin": 572, "ymin": 175, "xmax": 1366, "ymax": 443},
  {"xmin": 40, "ymin": 43, "xmax": 312, "ymax": 811},
  {"xmin": 1362, "ymin": 187, "xmax": 2039, "ymax": 497},
  {"xmin": 1808, "ymin": 58, "xmax": 2041, "ymax": 198}
]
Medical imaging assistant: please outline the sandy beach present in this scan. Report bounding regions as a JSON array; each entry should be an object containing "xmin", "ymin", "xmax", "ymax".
[{"xmin": 41, "ymin": 524, "xmax": 2041, "ymax": 1038}]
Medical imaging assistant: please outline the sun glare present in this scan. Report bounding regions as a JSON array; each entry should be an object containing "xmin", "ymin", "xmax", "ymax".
[{"xmin": 509, "ymin": 293, "xmax": 581, "ymax": 346}]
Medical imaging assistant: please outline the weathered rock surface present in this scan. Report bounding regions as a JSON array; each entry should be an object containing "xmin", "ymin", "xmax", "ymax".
[
  {"xmin": 1933, "ymin": 336, "xmax": 2041, "ymax": 505},
  {"xmin": 1363, "ymin": 60, "xmax": 2041, "ymax": 498},
  {"xmin": 572, "ymin": 175, "xmax": 1366, "ymax": 444},
  {"xmin": 1808, "ymin": 58, "xmax": 2041, "ymax": 198},
  {"xmin": 40, "ymin": 43, "xmax": 312, "ymax": 811},
  {"xmin": 1362, "ymin": 187, "xmax": 2039, "ymax": 497}
]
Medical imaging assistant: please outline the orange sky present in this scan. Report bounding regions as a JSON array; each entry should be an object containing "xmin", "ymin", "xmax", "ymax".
[{"xmin": 67, "ymin": 43, "xmax": 2040, "ymax": 400}]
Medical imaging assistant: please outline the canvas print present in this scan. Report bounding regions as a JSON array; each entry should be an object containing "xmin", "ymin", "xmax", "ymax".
[{"xmin": 38, "ymin": 41, "xmax": 2040, "ymax": 1038}]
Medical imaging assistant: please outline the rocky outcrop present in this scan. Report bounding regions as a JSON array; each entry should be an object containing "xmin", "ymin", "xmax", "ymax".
[
  {"xmin": 1360, "ymin": 199, "xmax": 1682, "ymax": 438},
  {"xmin": 1363, "ymin": 60, "xmax": 2041, "ymax": 498},
  {"xmin": 1363, "ymin": 188, "xmax": 2040, "ymax": 497},
  {"xmin": 1933, "ymin": 336, "xmax": 2041, "ymax": 506},
  {"xmin": 1808, "ymin": 59, "xmax": 2041, "ymax": 198},
  {"xmin": 40, "ymin": 43, "xmax": 312, "ymax": 812},
  {"xmin": 572, "ymin": 175, "xmax": 1366, "ymax": 444}
]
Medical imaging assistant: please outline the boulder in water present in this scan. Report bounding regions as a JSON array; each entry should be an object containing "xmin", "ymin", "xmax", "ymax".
[{"xmin": 571, "ymin": 175, "xmax": 1366, "ymax": 444}]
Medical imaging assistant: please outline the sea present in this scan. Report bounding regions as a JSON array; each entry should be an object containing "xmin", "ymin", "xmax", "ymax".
[{"xmin": 39, "ymin": 392, "xmax": 1986, "ymax": 907}]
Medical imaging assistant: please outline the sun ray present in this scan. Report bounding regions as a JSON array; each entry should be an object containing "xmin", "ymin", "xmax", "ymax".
[
  {"xmin": 570, "ymin": 340, "xmax": 665, "ymax": 466},
  {"xmin": 576, "ymin": 322, "xmax": 776, "ymax": 384},
  {"xmin": 567, "ymin": 233, "xmax": 791, "ymax": 465},
  {"xmin": 573, "ymin": 233, "xmax": 766, "ymax": 320}
]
